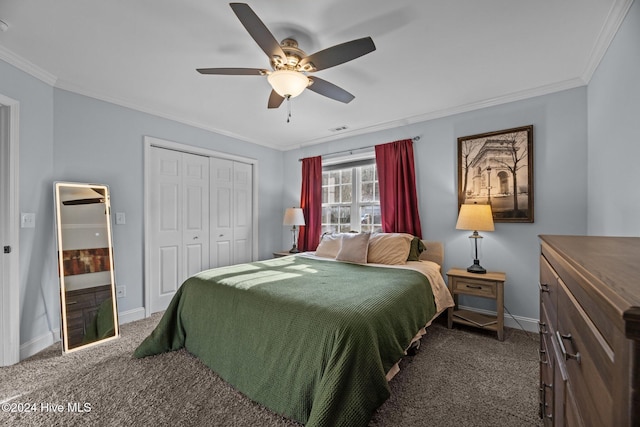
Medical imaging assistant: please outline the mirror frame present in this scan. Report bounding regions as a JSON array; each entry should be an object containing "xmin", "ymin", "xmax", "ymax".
[{"xmin": 54, "ymin": 182, "xmax": 120, "ymax": 353}]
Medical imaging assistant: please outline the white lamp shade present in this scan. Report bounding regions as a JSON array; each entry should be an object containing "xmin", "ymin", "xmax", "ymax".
[
  {"xmin": 268, "ymin": 70, "xmax": 309, "ymax": 98},
  {"xmin": 283, "ymin": 207, "xmax": 305, "ymax": 226},
  {"xmin": 456, "ymin": 204, "xmax": 495, "ymax": 232}
]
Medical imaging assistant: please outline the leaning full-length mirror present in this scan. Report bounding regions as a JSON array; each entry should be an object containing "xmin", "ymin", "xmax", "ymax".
[{"xmin": 54, "ymin": 182, "xmax": 119, "ymax": 352}]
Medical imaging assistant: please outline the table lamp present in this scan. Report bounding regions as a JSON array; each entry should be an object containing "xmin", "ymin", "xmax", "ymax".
[
  {"xmin": 283, "ymin": 207, "xmax": 305, "ymax": 253},
  {"xmin": 456, "ymin": 203, "xmax": 494, "ymax": 274}
]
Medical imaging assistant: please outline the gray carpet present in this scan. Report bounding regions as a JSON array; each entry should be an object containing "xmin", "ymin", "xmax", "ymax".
[{"xmin": 0, "ymin": 313, "xmax": 542, "ymax": 426}]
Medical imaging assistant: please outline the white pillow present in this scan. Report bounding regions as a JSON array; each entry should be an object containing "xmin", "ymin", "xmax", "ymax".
[
  {"xmin": 315, "ymin": 234, "xmax": 342, "ymax": 258},
  {"xmin": 367, "ymin": 233, "xmax": 413, "ymax": 265},
  {"xmin": 336, "ymin": 233, "xmax": 370, "ymax": 264}
]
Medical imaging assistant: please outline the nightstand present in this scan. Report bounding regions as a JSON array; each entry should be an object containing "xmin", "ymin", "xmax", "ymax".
[
  {"xmin": 272, "ymin": 251, "xmax": 294, "ymax": 258},
  {"xmin": 446, "ymin": 268, "xmax": 506, "ymax": 341}
]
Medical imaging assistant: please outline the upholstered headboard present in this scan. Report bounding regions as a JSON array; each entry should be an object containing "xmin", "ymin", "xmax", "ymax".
[{"xmin": 419, "ymin": 240, "xmax": 444, "ymax": 266}]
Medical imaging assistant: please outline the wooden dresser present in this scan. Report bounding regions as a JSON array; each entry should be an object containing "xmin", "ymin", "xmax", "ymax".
[
  {"xmin": 65, "ymin": 284, "xmax": 112, "ymax": 348},
  {"xmin": 538, "ymin": 235, "xmax": 640, "ymax": 426}
]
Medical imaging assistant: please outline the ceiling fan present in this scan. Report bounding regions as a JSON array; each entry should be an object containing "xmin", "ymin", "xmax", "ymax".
[{"xmin": 197, "ymin": 3, "xmax": 376, "ymax": 110}]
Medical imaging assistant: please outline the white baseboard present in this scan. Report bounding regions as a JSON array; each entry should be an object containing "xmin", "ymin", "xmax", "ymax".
[
  {"xmin": 458, "ymin": 304, "xmax": 539, "ymax": 333},
  {"xmin": 118, "ymin": 307, "xmax": 146, "ymax": 324},
  {"xmin": 19, "ymin": 307, "xmax": 146, "ymax": 361},
  {"xmin": 20, "ymin": 328, "xmax": 60, "ymax": 361}
]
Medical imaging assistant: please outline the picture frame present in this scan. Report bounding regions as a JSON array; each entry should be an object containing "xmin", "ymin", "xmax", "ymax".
[{"xmin": 457, "ymin": 125, "xmax": 534, "ymax": 223}]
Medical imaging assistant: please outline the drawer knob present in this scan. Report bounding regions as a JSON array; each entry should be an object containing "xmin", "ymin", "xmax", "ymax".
[
  {"xmin": 556, "ymin": 331, "xmax": 581, "ymax": 364},
  {"xmin": 540, "ymin": 283, "xmax": 550, "ymax": 293}
]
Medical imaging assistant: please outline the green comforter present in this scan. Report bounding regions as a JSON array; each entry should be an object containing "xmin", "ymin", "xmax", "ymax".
[{"xmin": 135, "ymin": 255, "xmax": 436, "ymax": 427}]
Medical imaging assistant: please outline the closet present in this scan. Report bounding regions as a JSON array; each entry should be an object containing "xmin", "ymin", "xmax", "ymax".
[
  {"xmin": 210, "ymin": 158, "xmax": 253, "ymax": 267},
  {"xmin": 146, "ymin": 142, "xmax": 254, "ymax": 314}
]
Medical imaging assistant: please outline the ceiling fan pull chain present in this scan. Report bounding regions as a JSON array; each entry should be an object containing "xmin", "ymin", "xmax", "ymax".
[{"xmin": 287, "ymin": 96, "xmax": 292, "ymax": 123}]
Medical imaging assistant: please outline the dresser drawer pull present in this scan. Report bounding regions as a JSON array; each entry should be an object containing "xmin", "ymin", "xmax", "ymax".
[
  {"xmin": 540, "ymin": 283, "xmax": 550, "ymax": 293},
  {"xmin": 66, "ymin": 300, "xmax": 78, "ymax": 305},
  {"xmin": 538, "ymin": 349, "xmax": 548, "ymax": 365},
  {"xmin": 556, "ymin": 331, "xmax": 581, "ymax": 364},
  {"xmin": 465, "ymin": 284, "xmax": 483, "ymax": 290},
  {"xmin": 538, "ymin": 321, "xmax": 548, "ymax": 335},
  {"xmin": 539, "ymin": 383, "xmax": 553, "ymax": 419}
]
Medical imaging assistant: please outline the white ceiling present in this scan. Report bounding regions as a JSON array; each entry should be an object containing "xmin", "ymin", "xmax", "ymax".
[{"xmin": 0, "ymin": 0, "xmax": 631, "ymax": 150}]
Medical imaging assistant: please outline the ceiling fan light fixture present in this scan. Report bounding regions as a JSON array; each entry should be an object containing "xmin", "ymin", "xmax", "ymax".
[{"xmin": 267, "ymin": 70, "xmax": 309, "ymax": 98}]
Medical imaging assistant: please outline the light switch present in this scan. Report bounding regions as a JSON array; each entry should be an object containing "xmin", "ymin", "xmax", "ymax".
[
  {"xmin": 21, "ymin": 213, "xmax": 35, "ymax": 228},
  {"xmin": 115, "ymin": 212, "xmax": 126, "ymax": 225}
]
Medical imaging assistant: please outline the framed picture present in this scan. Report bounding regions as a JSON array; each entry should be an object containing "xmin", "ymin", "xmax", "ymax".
[{"xmin": 457, "ymin": 125, "xmax": 534, "ymax": 223}]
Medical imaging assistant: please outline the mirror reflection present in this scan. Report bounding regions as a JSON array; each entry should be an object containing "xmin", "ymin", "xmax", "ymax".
[{"xmin": 54, "ymin": 182, "xmax": 119, "ymax": 352}]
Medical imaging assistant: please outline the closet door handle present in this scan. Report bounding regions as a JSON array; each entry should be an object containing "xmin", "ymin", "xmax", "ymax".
[
  {"xmin": 556, "ymin": 331, "xmax": 581, "ymax": 364},
  {"xmin": 540, "ymin": 283, "xmax": 550, "ymax": 293}
]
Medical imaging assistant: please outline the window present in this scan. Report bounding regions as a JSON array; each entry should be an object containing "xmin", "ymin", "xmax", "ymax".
[{"xmin": 321, "ymin": 160, "xmax": 381, "ymax": 234}]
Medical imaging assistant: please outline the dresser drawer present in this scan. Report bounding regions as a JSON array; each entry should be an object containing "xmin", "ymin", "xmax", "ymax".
[
  {"xmin": 557, "ymin": 278, "xmax": 614, "ymax": 426},
  {"xmin": 65, "ymin": 290, "xmax": 96, "ymax": 310},
  {"xmin": 539, "ymin": 255, "xmax": 558, "ymax": 326},
  {"xmin": 450, "ymin": 276, "xmax": 497, "ymax": 298},
  {"xmin": 65, "ymin": 307, "xmax": 85, "ymax": 329},
  {"xmin": 539, "ymin": 303, "xmax": 554, "ymax": 423}
]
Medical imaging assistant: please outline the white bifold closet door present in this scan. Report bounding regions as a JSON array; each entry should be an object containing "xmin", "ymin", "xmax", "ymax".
[
  {"xmin": 148, "ymin": 147, "xmax": 254, "ymax": 313},
  {"xmin": 149, "ymin": 147, "xmax": 210, "ymax": 313},
  {"xmin": 210, "ymin": 158, "xmax": 253, "ymax": 267}
]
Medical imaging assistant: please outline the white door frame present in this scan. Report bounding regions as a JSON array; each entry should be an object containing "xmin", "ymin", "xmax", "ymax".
[
  {"xmin": 0, "ymin": 94, "xmax": 20, "ymax": 366},
  {"xmin": 143, "ymin": 136, "xmax": 259, "ymax": 318}
]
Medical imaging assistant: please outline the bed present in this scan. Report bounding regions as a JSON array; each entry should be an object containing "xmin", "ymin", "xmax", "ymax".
[{"xmin": 135, "ymin": 233, "xmax": 454, "ymax": 427}]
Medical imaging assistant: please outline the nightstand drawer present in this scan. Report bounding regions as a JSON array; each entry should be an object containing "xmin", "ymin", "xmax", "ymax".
[{"xmin": 451, "ymin": 277, "xmax": 497, "ymax": 298}]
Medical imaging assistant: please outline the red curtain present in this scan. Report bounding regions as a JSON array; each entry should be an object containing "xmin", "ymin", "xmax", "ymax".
[
  {"xmin": 375, "ymin": 139, "xmax": 423, "ymax": 237},
  {"xmin": 298, "ymin": 156, "xmax": 322, "ymax": 251}
]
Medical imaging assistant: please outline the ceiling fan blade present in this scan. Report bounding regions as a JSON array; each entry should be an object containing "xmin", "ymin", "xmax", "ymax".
[
  {"xmin": 197, "ymin": 67, "xmax": 266, "ymax": 75},
  {"xmin": 268, "ymin": 90, "xmax": 285, "ymax": 109},
  {"xmin": 230, "ymin": 3, "xmax": 287, "ymax": 61},
  {"xmin": 299, "ymin": 37, "xmax": 376, "ymax": 71},
  {"xmin": 307, "ymin": 77, "xmax": 355, "ymax": 104}
]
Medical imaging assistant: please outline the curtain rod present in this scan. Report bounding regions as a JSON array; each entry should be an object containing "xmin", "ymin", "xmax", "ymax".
[{"xmin": 298, "ymin": 136, "xmax": 421, "ymax": 162}]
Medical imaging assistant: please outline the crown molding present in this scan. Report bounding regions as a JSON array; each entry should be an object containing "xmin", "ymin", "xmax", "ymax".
[
  {"xmin": 581, "ymin": 0, "xmax": 634, "ymax": 83},
  {"xmin": 287, "ymin": 77, "xmax": 588, "ymax": 151},
  {"xmin": 0, "ymin": 45, "xmax": 57, "ymax": 86},
  {"xmin": 53, "ymin": 78, "xmax": 283, "ymax": 150}
]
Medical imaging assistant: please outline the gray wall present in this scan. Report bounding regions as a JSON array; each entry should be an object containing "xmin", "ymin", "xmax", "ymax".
[
  {"xmin": 1, "ymin": 60, "xmax": 284, "ymax": 352},
  {"xmin": 53, "ymin": 89, "xmax": 285, "ymax": 315},
  {"xmin": 0, "ymin": 60, "xmax": 57, "ymax": 351},
  {"xmin": 284, "ymin": 87, "xmax": 589, "ymax": 323},
  {"xmin": 587, "ymin": 0, "xmax": 640, "ymax": 236}
]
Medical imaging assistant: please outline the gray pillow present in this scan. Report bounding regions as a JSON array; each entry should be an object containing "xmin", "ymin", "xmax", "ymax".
[{"xmin": 336, "ymin": 233, "xmax": 370, "ymax": 264}]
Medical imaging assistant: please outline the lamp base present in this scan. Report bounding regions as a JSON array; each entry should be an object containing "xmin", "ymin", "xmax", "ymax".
[
  {"xmin": 467, "ymin": 260, "xmax": 487, "ymax": 274},
  {"xmin": 289, "ymin": 226, "xmax": 300, "ymax": 253}
]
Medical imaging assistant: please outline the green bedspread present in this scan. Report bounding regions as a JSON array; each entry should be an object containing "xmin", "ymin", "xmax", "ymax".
[{"xmin": 135, "ymin": 255, "xmax": 436, "ymax": 427}]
